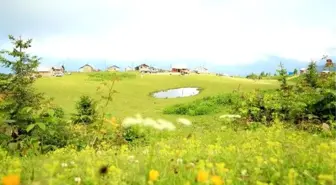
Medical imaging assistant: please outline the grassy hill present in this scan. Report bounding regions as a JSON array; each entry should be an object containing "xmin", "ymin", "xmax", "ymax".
[
  {"xmin": 34, "ymin": 73, "xmax": 278, "ymax": 119},
  {"xmin": 1, "ymin": 73, "xmax": 335, "ymax": 185}
]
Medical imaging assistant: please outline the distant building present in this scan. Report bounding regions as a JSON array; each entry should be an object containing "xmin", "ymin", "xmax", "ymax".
[
  {"xmin": 135, "ymin": 64, "xmax": 150, "ymax": 72},
  {"xmin": 36, "ymin": 66, "xmax": 52, "ymax": 76},
  {"xmin": 171, "ymin": 64, "xmax": 188, "ymax": 73},
  {"xmin": 51, "ymin": 66, "xmax": 64, "ymax": 76},
  {"xmin": 194, "ymin": 66, "xmax": 209, "ymax": 74},
  {"xmin": 79, "ymin": 64, "xmax": 95, "ymax": 72},
  {"xmin": 300, "ymin": 68, "xmax": 307, "ymax": 74},
  {"xmin": 107, "ymin": 65, "xmax": 120, "ymax": 72}
]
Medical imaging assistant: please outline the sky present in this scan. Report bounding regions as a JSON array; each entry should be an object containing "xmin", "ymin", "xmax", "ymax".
[{"xmin": 0, "ymin": 0, "xmax": 336, "ymax": 75}]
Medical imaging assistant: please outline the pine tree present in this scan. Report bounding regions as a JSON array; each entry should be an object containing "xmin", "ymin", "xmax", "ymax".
[
  {"xmin": 0, "ymin": 35, "xmax": 43, "ymax": 120},
  {"xmin": 304, "ymin": 61, "xmax": 319, "ymax": 88},
  {"xmin": 293, "ymin": 68, "xmax": 298, "ymax": 75}
]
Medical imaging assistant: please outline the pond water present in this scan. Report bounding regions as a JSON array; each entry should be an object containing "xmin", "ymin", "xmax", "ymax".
[{"xmin": 153, "ymin": 87, "xmax": 200, "ymax": 98}]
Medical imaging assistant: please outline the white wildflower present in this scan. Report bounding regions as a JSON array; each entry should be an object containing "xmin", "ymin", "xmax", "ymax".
[
  {"xmin": 143, "ymin": 118, "xmax": 158, "ymax": 128},
  {"xmin": 128, "ymin": 155, "xmax": 135, "ymax": 162},
  {"xmin": 134, "ymin": 160, "xmax": 139, "ymax": 164},
  {"xmin": 241, "ymin": 169, "xmax": 248, "ymax": 176},
  {"xmin": 177, "ymin": 118, "xmax": 192, "ymax": 126},
  {"xmin": 122, "ymin": 117, "xmax": 142, "ymax": 128},
  {"xmin": 177, "ymin": 158, "xmax": 183, "ymax": 165},
  {"xmin": 157, "ymin": 119, "xmax": 176, "ymax": 131},
  {"xmin": 74, "ymin": 177, "xmax": 81, "ymax": 183},
  {"xmin": 61, "ymin": 163, "xmax": 68, "ymax": 168}
]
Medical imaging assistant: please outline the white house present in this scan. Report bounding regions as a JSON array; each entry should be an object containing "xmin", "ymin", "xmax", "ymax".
[
  {"xmin": 107, "ymin": 65, "xmax": 120, "ymax": 72},
  {"xmin": 194, "ymin": 67, "xmax": 209, "ymax": 74},
  {"xmin": 135, "ymin": 64, "xmax": 150, "ymax": 72},
  {"xmin": 36, "ymin": 66, "xmax": 52, "ymax": 76},
  {"xmin": 300, "ymin": 68, "xmax": 307, "ymax": 74}
]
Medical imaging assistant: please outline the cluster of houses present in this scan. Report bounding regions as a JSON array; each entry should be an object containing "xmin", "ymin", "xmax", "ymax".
[{"xmin": 36, "ymin": 63, "xmax": 210, "ymax": 77}]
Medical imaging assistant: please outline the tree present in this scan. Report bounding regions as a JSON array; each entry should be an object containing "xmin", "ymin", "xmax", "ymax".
[
  {"xmin": 304, "ymin": 61, "xmax": 319, "ymax": 88},
  {"xmin": 0, "ymin": 35, "xmax": 43, "ymax": 120},
  {"xmin": 260, "ymin": 71, "xmax": 265, "ymax": 77},
  {"xmin": 293, "ymin": 68, "xmax": 298, "ymax": 75},
  {"xmin": 276, "ymin": 62, "xmax": 289, "ymax": 91}
]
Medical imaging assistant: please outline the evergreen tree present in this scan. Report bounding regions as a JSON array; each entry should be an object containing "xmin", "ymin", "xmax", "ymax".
[
  {"xmin": 293, "ymin": 68, "xmax": 298, "ymax": 75},
  {"xmin": 304, "ymin": 61, "xmax": 319, "ymax": 88},
  {"xmin": 0, "ymin": 35, "xmax": 43, "ymax": 120}
]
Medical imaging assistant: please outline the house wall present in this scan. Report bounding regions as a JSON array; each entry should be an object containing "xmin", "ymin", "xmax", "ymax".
[
  {"xmin": 107, "ymin": 67, "xmax": 119, "ymax": 72},
  {"xmin": 79, "ymin": 66, "xmax": 93, "ymax": 72},
  {"xmin": 172, "ymin": 68, "xmax": 188, "ymax": 72}
]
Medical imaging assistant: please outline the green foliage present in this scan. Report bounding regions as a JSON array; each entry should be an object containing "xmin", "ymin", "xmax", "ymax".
[
  {"xmin": 164, "ymin": 93, "xmax": 240, "ymax": 116},
  {"xmin": 304, "ymin": 61, "xmax": 319, "ymax": 88},
  {"xmin": 293, "ymin": 68, "xmax": 298, "ymax": 75},
  {"xmin": 246, "ymin": 73, "xmax": 259, "ymax": 80},
  {"xmin": 0, "ymin": 35, "xmax": 43, "ymax": 120},
  {"xmin": 71, "ymin": 96, "xmax": 98, "ymax": 124},
  {"xmin": 276, "ymin": 62, "xmax": 289, "ymax": 91},
  {"xmin": 0, "ymin": 35, "xmax": 70, "ymax": 154},
  {"xmin": 121, "ymin": 125, "xmax": 149, "ymax": 144}
]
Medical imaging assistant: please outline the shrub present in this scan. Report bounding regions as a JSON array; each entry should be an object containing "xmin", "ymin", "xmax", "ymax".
[
  {"xmin": 71, "ymin": 95, "xmax": 98, "ymax": 124},
  {"xmin": 122, "ymin": 125, "xmax": 149, "ymax": 144},
  {"xmin": 163, "ymin": 93, "xmax": 241, "ymax": 116}
]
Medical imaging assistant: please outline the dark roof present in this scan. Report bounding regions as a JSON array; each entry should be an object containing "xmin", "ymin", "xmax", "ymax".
[
  {"xmin": 136, "ymin": 64, "xmax": 149, "ymax": 67},
  {"xmin": 108, "ymin": 65, "xmax": 120, "ymax": 68},
  {"xmin": 79, "ymin": 64, "xmax": 94, "ymax": 69}
]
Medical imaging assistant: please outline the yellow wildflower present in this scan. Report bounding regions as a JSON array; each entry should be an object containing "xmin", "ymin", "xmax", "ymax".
[
  {"xmin": 197, "ymin": 170, "xmax": 209, "ymax": 183},
  {"xmin": 211, "ymin": 175, "xmax": 223, "ymax": 185},
  {"xmin": 149, "ymin": 170, "xmax": 159, "ymax": 182},
  {"xmin": 2, "ymin": 175, "xmax": 20, "ymax": 185}
]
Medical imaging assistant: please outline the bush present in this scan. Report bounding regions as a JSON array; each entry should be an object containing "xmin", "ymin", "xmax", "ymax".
[
  {"xmin": 71, "ymin": 96, "xmax": 98, "ymax": 124},
  {"xmin": 163, "ymin": 93, "xmax": 241, "ymax": 116},
  {"xmin": 122, "ymin": 125, "xmax": 149, "ymax": 144}
]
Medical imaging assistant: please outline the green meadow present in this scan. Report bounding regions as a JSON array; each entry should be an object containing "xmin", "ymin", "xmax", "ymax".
[
  {"xmin": 34, "ymin": 73, "xmax": 278, "ymax": 118},
  {"xmin": 1, "ymin": 72, "xmax": 335, "ymax": 185}
]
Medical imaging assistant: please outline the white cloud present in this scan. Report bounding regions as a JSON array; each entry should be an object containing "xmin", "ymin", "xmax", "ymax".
[{"xmin": 2, "ymin": 0, "xmax": 336, "ymax": 65}]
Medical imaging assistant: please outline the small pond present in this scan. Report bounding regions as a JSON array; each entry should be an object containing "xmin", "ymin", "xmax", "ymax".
[{"xmin": 153, "ymin": 87, "xmax": 200, "ymax": 99}]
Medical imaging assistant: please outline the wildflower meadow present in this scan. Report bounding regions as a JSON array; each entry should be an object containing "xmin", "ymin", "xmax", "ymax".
[{"xmin": 0, "ymin": 36, "xmax": 335, "ymax": 185}]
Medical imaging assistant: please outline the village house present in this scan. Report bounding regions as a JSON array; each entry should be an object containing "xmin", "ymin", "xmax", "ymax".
[
  {"xmin": 79, "ymin": 64, "xmax": 95, "ymax": 72},
  {"xmin": 36, "ymin": 66, "xmax": 52, "ymax": 76},
  {"xmin": 299, "ymin": 68, "xmax": 307, "ymax": 74},
  {"xmin": 135, "ymin": 64, "xmax": 150, "ymax": 72},
  {"xmin": 106, "ymin": 65, "xmax": 120, "ymax": 72},
  {"xmin": 51, "ymin": 66, "xmax": 65, "ymax": 76},
  {"xmin": 194, "ymin": 66, "xmax": 209, "ymax": 74},
  {"xmin": 171, "ymin": 64, "xmax": 189, "ymax": 73}
]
